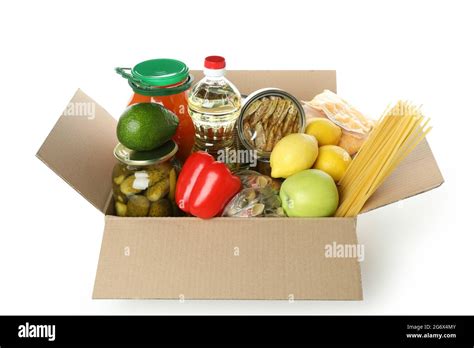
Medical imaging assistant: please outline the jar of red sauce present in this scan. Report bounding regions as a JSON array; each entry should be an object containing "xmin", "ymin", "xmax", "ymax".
[{"xmin": 116, "ymin": 59, "xmax": 195, "ymax": 162}]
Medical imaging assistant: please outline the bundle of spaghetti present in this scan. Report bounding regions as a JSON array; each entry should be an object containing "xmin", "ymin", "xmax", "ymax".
[{"xmin": 335, "ymin": 101, "xmax": 432, "ymax": 217}]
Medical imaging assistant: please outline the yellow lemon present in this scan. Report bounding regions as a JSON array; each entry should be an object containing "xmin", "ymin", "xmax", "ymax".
[
  {"xmin": 305, "ymin": 118, "xmax": 342, "ymax": 146},
  {"xmin": 313, "ymin": 145, "xmax": 351, "ymax": 182},
  {"xmin": 270, "ymin": 133, "xmax": 319, "ymax": 178}
]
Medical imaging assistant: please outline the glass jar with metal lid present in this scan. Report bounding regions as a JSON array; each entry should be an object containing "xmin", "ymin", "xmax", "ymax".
[
  {"xmin": 116, "ymin": 58, "xmax": 195, "ymax": 162},
  {"xmin": 112, "ymin": 141, "xmax": 181, "ymax": 217}
]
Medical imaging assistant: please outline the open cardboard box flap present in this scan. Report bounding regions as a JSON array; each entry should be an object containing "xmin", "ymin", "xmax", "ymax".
[
  {"xmin": 36, "ymin": 89, "xmax": 117, "ymax": 213},
  {"xmin": 36, "ymin": 71, "xmax": 444, "ymax": 215}
]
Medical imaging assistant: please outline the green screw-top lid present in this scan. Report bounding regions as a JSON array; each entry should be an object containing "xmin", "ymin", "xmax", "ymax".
[
  {"xmin": 132, "ymin": 58, "xmax": 189, "ymax": 87},
  {"xmin": 116, "ymin": 59, "xmax": 193, "ymax": 96}
]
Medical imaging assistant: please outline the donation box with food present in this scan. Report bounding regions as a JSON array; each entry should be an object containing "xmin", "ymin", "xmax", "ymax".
[{"xmin": 36, "ymin": 57, "xmax": 444, "ymax": 300}]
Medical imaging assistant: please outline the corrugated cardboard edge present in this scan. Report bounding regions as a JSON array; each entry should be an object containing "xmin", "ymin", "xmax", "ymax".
[
  {"xmin": 360, "ymin": 138, "xmax": 444, "ymax": 214},
  {"xmin": 93, "ymin": 216, "xmax": 363, "ymax": 300}
]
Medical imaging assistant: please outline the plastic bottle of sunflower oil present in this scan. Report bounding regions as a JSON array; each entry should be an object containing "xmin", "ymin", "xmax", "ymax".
[{"xmin": 188, "ymin": 56, "xmax": 242, "ymax": 158}]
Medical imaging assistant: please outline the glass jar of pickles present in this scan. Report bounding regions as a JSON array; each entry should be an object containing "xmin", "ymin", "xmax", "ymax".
[{"xmin": 112, "ymin": 141, "xmax": 181, "ymax": 217}]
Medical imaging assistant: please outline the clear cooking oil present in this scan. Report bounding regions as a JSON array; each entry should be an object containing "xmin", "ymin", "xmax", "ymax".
[{"xmin": 188, "ymin": 56, "xmax": 241, "ymax": 157}]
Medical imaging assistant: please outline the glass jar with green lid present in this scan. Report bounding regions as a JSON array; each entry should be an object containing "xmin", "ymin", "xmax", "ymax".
[
  {"xmin": 116, "ymin": 58, "xmax": 195, "ymax": 162},
  {"xmin": 112, "ymin": 141, "xmax": 181, "ymax": 217}
]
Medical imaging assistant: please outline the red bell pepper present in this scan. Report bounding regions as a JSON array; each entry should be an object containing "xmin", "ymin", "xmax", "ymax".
[
  {"xmin": 175, "ymin": 151, "xmax": 215, "ymax": 213},
  {"xmin": 175, "ymin": 151, "xmax": 241, "ymax": 219}
]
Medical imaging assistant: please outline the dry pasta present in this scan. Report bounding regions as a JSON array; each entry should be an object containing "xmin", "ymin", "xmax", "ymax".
[{"xmin": 335, "ymin": 101, "xmax": 431, "ymax": 217}]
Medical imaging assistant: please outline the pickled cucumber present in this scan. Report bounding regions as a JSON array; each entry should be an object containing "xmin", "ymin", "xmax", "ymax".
[
  {"xmin": 120, "ymin": 175, "xmax": 142, "ymax": 196},
  {"xmin": 146, "ymin": 178, "xmax": 170, "ymax": 202},
  {"xmin": 115, "ymin": 201, "xmax": 127, "ymax": 217},
  {"xmin": 148, "ymin": 199, "xmax": 173, "ymax": 217},
  {"xmin": 112, "ymin": 163, "xmax": 133, "ymax": 183},
  {"xmin": 113, "ymin": 174, "xmax": 126, "ymax": 185},
  {"xmin": 113, "ymin": 183, "xmax": 128, "ymax": 203},
  {"xmin": 157, "ymin": 161, "xmax": 173, "ymax": 173},
  {"xmin": 168, "ymin": 168, "xmax": 177, "ymax": 200},
  {"xmin": 126, "ymin": 195, "xmax": 150, "ymax": 217},
  {"xmin": 148, "ymin": 162, "xmax": 173, "ymax": 186}
]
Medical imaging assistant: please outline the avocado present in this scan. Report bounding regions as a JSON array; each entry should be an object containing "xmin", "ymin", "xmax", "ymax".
[{"xmin": 117, "ymin": 103, "xmax": 179, "ymax": 151}]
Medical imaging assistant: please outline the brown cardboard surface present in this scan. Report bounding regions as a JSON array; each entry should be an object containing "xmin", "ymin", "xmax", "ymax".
[
  {"xmin": 93, "ymin": 217, "xmax": 362, "ymax": 300},
  {"xmin": 191, "ymin": 70, "xmax": 337, "ymax": 100},
  {"xmin": 360, "ymin": 138, "xmax": 444, "ymax": 213},
  {"xmin": 36, "ymin": 89, "xmax": 117, "ymax": 213}
]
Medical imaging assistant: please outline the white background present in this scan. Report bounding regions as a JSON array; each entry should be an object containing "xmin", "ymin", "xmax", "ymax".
[{"xmin": 0, "ymin": 0, "xmax": 472, "ymax": 315}]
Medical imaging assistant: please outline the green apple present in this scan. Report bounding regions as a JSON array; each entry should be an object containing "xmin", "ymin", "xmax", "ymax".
[{"xmin": 280, "ymin": 169, "xmax": 339, "ymax": 217}]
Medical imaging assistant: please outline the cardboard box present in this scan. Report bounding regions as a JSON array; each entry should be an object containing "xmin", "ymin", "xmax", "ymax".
[{"xmin": 36, "ymin": 71, "xmax": 444, "ymax": 300}]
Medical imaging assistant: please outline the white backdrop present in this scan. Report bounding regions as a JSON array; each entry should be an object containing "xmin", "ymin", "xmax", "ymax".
[{"xmin": 0, "ymin": 0, "xmax": 472, "ymax": 314}]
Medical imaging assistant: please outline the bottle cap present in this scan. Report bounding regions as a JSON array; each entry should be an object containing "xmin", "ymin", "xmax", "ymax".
[{"xmin": 204, "ymin": 56, "xmax": 226, "ymax": 69}]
